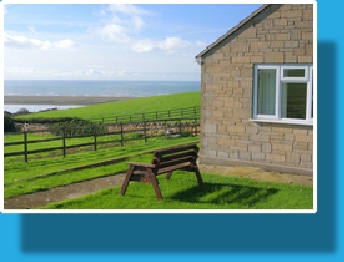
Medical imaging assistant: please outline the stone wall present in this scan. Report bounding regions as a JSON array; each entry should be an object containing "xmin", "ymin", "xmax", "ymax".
[{"xmin": 200, "ymin": 4, "xmax": 313, "ymax": 175}]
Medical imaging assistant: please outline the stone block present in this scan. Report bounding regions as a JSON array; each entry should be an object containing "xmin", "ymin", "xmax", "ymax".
[
  {"xmin": 272, "ymin": 143, "xmax": 292, "ymax": 153},
  {"xmin": 272, "ymin": 126, "xmax": 293, "ymax": 134},
  {"xmin": 217, "ymin": 151, "xmax": 229, "ymax": 158},
  {"xmin": 228, "ymin": 125, "xmax": 246, "ymax": 133},
  {"xmin": 264, "ymin": 51, "xmax": 284, "ymax": 63},
  {"xmin": 212, "ymin": 110, "xmax": 223, "ymax": 118},
  {"xmin": 293, "ymin": 141, "xmax": 308, "ymax": 151},
  {"xmin": 301, "ymin": 153, "xmax": 312, "ymax": 163},
  {"xmin": 298, "ymin": 55, "xmax": 313, "ymax": 63},
  {"xmin": 285, "ymin": 133, "xmax": 295, "ymax": 142},
  {"xmin": 248, "ymin": 145, "xmax": 261, "ymax": 153},
  {"xmin": 262, "ymin": 143, "xmax": 272, "ymax": 153},
  {"xmin": 269, "ymin": 153, "xmax": 286, "ymax": 163},
  {"xmin": 230, "ymin": 151, "xmax": 238, "ymax": 159},
  {"xmin": 203, "ymin": 123, "xmax": 217, "ymax": 133},
  {"xmin": 295, "ymin": 135, "xmax": 313, "ymax": 142},
  {"xmin": 239, "ymin": 151, "xmax": 252, "ymax": 160},
  {"xmin": 201, "ymin": 148, "xmax": 217, "ymax": 158},
  {"xmin": 252, "ymin": 152, "xmax": 266, "ymax": 161},
  {"xmin": 276, "ymin": 33, "xmax": 291, "ymax": 41}
]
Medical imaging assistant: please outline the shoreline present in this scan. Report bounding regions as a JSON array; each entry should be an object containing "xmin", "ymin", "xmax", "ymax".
[{"xmin": 4, "ymin": 96, "xmax": 135, "ymax": 106}]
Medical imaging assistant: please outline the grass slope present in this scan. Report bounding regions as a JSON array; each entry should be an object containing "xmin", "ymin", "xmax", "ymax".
[{"xmin": 15, "ymin": 91, "xmax": 200, "ymax": 120}]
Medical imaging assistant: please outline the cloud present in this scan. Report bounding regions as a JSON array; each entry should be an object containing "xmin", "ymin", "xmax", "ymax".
[
  {"xmin": 131, "ymin": 16, "xmax": 145, "ymax": 32},
  {"xmin": 96, "ymin": 4, "xmax": 151, "ymax": 42},
  {"xmin": 97, "ymin": 24, "xmax": 129, "ymax": 42},
  {"xmin": 107, "ymin": 4, "xmax": 152, "ymax": 17},
  {"xmin": 53, "ymin": 39, "xmax": 76, "ymax": 49},
  {"xmin": 132, "ymin": 37, "xmax": 192, "ymax": 53},
  {"xmin": 4, "ymin": 32, "xmax": 75, "ymax": 50},
  {"xmin": 85, "ymin": 69, "xmax": 102, "ymax": 76},
  {"xmin": 158, "ymin": 37, "xmax": 192, "ymax": 51},
  {"xmin": 131, "ymin": 39, "xmax": 155, "ymax": 52}
]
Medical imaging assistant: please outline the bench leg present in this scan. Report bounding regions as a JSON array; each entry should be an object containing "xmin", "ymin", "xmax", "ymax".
[
  {"xmin": 195, "ymin": 168, "xmax": 203, "ymax": 186},
  {"xmin": 148, "ymin": 168, "xmax": 162, "ymax": 200},
  {"xmin": 166, "ymin": 171, "xmax": 173, "ymax": 179},
  {"xmin": 120, "ymin": 165, "xmax": 134, "ymax": 196}
]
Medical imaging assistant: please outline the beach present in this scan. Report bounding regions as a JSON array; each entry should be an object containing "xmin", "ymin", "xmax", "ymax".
[{"xmin": 4, "ymin": 96, "xmax": 135, "ymax": 106}]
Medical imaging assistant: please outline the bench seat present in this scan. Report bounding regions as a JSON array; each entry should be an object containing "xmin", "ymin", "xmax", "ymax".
[{"xmin": 120, "ymin": 143, "xmax": 203, "ymax": 199}]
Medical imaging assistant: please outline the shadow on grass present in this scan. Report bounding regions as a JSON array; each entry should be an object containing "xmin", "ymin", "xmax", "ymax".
[{"xmin": 169, "ymin": 182, "xmax": 279, "ymax": 207}]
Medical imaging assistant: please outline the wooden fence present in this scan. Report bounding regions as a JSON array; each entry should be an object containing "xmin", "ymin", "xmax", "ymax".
[
  {"xmin": 13, "ymin": 106, "xmax": 200, "ymax": 124},
  {"xmin": 83, "ymin": 106, "xmax": 200, "ymax": 123},
  {"xmin": 4, "ymin": 117, "xmax": 200, "ymax": 162}
]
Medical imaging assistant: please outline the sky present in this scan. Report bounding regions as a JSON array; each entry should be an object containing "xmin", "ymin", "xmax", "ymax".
[{"xmin": 3, "ymin": 2, "xmax": 263, "ymax": 81}]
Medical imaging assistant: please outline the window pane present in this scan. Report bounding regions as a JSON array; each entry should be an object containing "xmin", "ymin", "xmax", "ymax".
[
  {"xmin": 257, "ymin": 69, "xmax": 276, "ymax": 115},
  {"xmin": 283, "ymin": 69, "xmax": 305, "ymax": 77},
  {"xmin": 281, "ymin": 83, "xmax": 307, "ymax": 119}
]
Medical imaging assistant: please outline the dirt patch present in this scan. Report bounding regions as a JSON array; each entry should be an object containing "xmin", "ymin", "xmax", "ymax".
[
  {"xmin": 4, "ymin": 173, "xmax": 126, "ymax": 209},
  {"xmin": 198, "ymin": 164, "xmax": 313, "ymax": 187}
]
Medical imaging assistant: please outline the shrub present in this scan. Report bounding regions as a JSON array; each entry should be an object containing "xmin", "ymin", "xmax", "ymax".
[
  {"xmin": 4, "ymin": 116, "xmax": 17, "ymax": 132},
  {"xmin": 48, "ymin": 119, "xmax": 107, "ymax": 137}
]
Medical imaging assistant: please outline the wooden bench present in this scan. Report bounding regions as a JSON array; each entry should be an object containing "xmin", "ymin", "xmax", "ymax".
[{"xmin": 120, "ymin": 143, "xmax": 203, "ymax": 200}]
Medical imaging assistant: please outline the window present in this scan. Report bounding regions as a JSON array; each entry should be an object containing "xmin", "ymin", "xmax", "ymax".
[{"xmin": 253, "ymin": 65, "xmax": 313, "ymax": 125}]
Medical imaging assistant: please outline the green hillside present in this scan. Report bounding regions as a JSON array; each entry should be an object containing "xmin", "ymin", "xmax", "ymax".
[{"xmin": 15, "ymin": 91, "xmax": 201, "ymax": 121}]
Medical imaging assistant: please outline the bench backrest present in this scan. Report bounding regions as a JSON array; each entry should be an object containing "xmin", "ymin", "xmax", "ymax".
[{"xmin": 151, "ymin": 143, "xmax": 198, "ymax": 174}]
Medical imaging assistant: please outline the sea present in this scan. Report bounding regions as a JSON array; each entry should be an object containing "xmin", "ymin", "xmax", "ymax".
[{"xmin": 3, "ymin": 80, "xmax": 201, "ymax": 113}]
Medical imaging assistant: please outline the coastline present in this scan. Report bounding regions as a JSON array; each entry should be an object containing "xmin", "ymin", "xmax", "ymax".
[{"xmin": 4, "ymin": 96, "xmax": 135, "ymax": 106}]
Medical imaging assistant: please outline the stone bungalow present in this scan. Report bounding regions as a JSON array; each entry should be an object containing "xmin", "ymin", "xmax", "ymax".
[{"xmin": 195, "ymin": 4, "xmax": 314, "ymax": 176}]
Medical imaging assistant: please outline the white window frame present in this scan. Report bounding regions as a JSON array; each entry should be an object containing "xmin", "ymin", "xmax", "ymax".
[
  {"xmin": 281, "ymin": 65, "xmax": 309, "ymax": 81},
  {"xmin": 252, "ymin": 64, "xmax": 313, "ymax": 126}
]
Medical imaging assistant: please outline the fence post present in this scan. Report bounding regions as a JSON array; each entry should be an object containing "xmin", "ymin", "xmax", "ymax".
[
  {"xmin": 195, "ymin": 117, "xmax": 198, "ymax": 136},
  {"xmin": 142, "ymin": 113, "xmax": 145, "ymax": 121},
  {"xmin": 164, "ymin": 120, "xmax": 167, "ymax": 139},
  {"xmin": 179, "ymin": 119, "xmax": 182, "ymax": 137},
  {"xmin": 94, "ymin": 126, "xmax": 97, "ymax": 151},
  {"xmin": 24, "ymin": 131, "xmax": 28, "ymax": 162},
  {"xmin": 120, "ymin": 123, "xmax": 124, "ymax": 146},
  {"xmin": 144, "ymin": 121, "xmax": 147, "ymax": 142},
  {"xmin": 194, "ymin": 107, "xmax": 197, "ymax": 116},
  {"xmin": 62, "ymin": 127, "xmax": 66, "ymax": 157}
]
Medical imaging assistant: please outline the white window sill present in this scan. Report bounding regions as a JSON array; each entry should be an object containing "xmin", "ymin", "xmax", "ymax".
[{"xmin": 249, "ymin": 118, "xmax": 313, "ymax": 126}]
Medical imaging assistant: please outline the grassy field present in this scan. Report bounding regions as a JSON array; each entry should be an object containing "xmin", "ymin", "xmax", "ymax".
[
  {"xmin": 14, "ymin": 91, "xmax": 201, "ymax": 121},
  {"xmin": 4, "ymin": 137, "xmax": 200, "ymax": 198},
  {"xmin": 5, "ymin": 90, "xmax": 313, "ymax": 210},
  {"xmin": 5, "ymin": 135, "xmax": 313, "ymax": 209},
  {"xmin": 44, "ymin": 172, "xmax": 313, "ymax": 209}
]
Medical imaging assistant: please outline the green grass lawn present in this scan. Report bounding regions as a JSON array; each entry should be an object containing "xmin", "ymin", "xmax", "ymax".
[
  {"xmin": 14, "ymin": 91, "xmax": 200, "ymax": 121},
  {"xmin": 43, "ymin": 172, "xmax": 313, "ymax": 209},
  {"xmin": 4, "ymin": 137, "xmax": 199, "ymax": 198}
]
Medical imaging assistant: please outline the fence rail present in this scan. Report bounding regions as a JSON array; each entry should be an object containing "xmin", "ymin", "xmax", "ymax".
[
  {"xmin": 5, "ymin": 117, "xmax": 200, "ymax": 162},
  {"xmin": 81, "ymin": 106, "xmax": 200, "ymax": 123}
]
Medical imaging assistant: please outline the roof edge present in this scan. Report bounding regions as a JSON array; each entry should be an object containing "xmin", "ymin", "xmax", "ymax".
[{"xmin": 195, "ymin": 4, "xmax": 271, "ymax": 59}]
